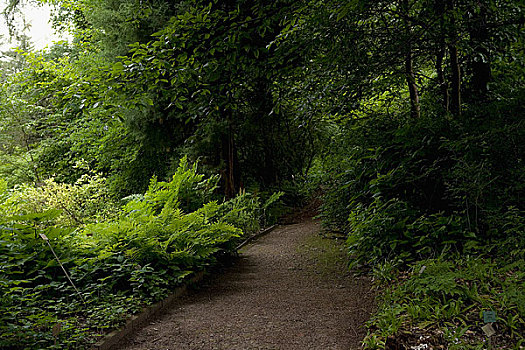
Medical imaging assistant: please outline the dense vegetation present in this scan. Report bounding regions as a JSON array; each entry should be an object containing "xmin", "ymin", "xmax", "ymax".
[
  {"xmin": 0, "ymin": 158, "xmax": 282, "ymax": 348},
  {"xmin": 1, "ymin": 0, "xmax": 523, "ymax": 349}
]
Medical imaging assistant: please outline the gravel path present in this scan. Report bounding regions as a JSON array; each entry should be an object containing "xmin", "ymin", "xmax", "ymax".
[{"xmin": 117, "ymin": 219, "xmax": 374, "ymax": 350}]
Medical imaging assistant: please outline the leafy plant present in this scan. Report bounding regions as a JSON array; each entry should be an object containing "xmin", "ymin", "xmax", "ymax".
[
  {"xmin": 364, "ymin": 256, "xmax": 525, "ymax": 349},
  {"xmin": 0, "ymin": 158, "xmax": 281, "ymax": 348}
]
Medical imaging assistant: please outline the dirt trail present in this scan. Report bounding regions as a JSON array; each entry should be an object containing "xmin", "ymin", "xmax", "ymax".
[{"xmin": 117, "ymin": 219, "xmax": 374, "ymax": 350}]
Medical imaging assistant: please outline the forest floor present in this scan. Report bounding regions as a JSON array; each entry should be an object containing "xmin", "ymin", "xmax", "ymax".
[{"xmin": 116, "ymin": 218, "xmax": 375, "ymax": 350}]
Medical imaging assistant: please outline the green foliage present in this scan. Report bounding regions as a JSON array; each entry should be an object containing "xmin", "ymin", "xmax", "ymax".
[
  {"xmin": 106, "ymin": 0, "xmax": 319, "ymax": 196},
  {"xmin": 0, "ymin": 159, "xmax": 281, "ymax": 348},
  {"xmin": 347, "ymin": 197, "xmax": 468, "ymax": 267},
  {"xmin": 0, "ymin": 178, "xmax": 7, "ymax": 197},
  {"xmin": 218, "ymin": 190, "xmax": 284, "ymax": 235},
  {"xmin": 0, "ymin": 0, "xmax": 523, "ymax": 348},
  {"xmin": 0, "ymin": 171, "xmax": 117, "ymax": 227},
  {"xmin": 311, "ymin": 32, "xmax": 525, "ymax": 345},
  {"xmin": 0, "ymin": 0, "xmax": 320, "ymax": 198},
  {"xmin": 334, "ymin": 108, "xmax": 525, "ymax": 349},
  {"xmin": 365, "ymin": 255, "xmax": 525, "ymax": 349},
  {"xmin": 320, "ymin": 101, "xmax": 524, "ymax": 265},
  {"xmin": 138, "ymin": 156, "xmax": 219, "ymax": 214}
]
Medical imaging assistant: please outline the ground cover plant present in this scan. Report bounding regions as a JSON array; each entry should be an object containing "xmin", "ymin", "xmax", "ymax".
[
  {"xmin": 0, "ymin": 158, "xmax": 282, "ymax": 349},
  {"xmin": 364, "ymin": 252, "xmax": 524, "ymax": 349}
]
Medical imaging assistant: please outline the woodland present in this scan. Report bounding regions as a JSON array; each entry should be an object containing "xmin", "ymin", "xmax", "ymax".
[{"xmin": 0, "ymin": 0, "xmax": 523, "ymax": 349}]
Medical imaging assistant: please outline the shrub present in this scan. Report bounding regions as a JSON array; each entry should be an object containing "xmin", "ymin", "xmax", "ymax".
[
  {"xmin": 347, "ymin": 197, "xmax": 470, "ymax": 267},
  {"xmin": 0, "ymin": 158, "xmax": 282, "ymax": 349},
  {"xmin": 0, "ymin": 172, "xmax": 117, "ymax": 228}
]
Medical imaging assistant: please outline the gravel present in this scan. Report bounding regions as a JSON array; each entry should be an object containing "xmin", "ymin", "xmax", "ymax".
[{"xmin": 117, "ymin": 219, "xmax": 375, "ymax": 350}]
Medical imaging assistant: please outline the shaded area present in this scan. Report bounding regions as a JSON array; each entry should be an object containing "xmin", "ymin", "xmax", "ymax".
[{"xmin": 118, "ymin": 220, "xmax": 374, "ymax": 350}]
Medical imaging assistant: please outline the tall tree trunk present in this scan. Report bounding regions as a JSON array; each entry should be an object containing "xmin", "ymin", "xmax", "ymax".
[
  {"xmin": 448, "ymin": 42, "xmax": 461, "ymax": 115},
  {"xmin": 402, "ymin": 0, "xmax": 420, "ymax": 118},
  {"xmin": 435, "ymin": 0, "xmax": 449, "ymax": 111},
  {"xmin": 469, "ymin": 1, "xmax": 491, "ymax": 97},
  {"xmin": 436, "ymin": 46, "xmax": 449, "ymax": 111},
  {"xmin": 405, "ymin": 49, "xmax": 421, "ymax": 119},
  {"xmin": 447, "ymin": 0, "xmax": 461, "ymax": 115},
  {"xmin": 223, "ymin": 124, "xmax": 238, "ymax": 199}
]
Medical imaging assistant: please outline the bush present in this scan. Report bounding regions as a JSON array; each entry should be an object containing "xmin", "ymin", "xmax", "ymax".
[
  {"xmin": 320, "ymin": 106, "xmax": 525, "ymax": 267},
  {"xmin": 219, "ymin": 190, "xmax": 284, "ymax": 235},
  {"xmin": 0, "ymin": 158, "xmax": 282, "ymax": 349},
  {"xmin": 0, "ymin": 172, "xmax": 117, "ymax": 228},
  {"xmin": 347, "ymin": 197, "xmax": 470, "ymax": 267}
]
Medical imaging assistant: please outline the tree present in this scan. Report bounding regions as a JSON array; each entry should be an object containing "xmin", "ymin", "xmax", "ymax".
[
  {"xmin": 277, "ymin": 0, "xmax": 523, "ymax": 119},
  {"xmin": 111, "ymin": 0, "xmax": 316, "ymax": 197}
]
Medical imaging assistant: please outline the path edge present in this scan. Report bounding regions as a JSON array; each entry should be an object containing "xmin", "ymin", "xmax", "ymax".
[
  {"xmin": 91, "ymin": 225, "xmax": 278, "ymax": 350},
  {"xmin": 90, "ymin": 271, "xmax": 205, "ymax": 350},
  {"xmin": 235, "ymin": 224, "xmax": 278, "ymax": 250}
]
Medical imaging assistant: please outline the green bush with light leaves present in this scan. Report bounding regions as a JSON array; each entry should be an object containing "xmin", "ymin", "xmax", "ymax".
[
  {"xmin": 0, "ymin": 171, "xmax": 117, "ymax": 228},
  {"xmin": 0, "ymin": 157, "xmax": 281, "ymax": 349}
]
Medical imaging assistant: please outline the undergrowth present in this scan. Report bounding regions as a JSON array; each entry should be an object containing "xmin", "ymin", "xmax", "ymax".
[
  {"xmin": 363, "ymin": 254, "xmax": 524, "ymax": 349},
  {"xmin": 319, "ymin": 105, "xmax": 525, "ymax": 349},
  {"xmin": 0, "ymin": 157, "xmax": 282, "ymax": 349}
]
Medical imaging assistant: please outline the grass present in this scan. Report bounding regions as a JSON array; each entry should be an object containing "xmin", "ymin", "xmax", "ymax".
[{"xmin": 298, "ymin": 230, "xmax": 349, "ymax": 277}]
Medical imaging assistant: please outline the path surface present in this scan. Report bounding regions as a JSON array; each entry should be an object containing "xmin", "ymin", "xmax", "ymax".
[{"xmin": 117, "ymin": 220, "xmax": 374, "ymax": 350}]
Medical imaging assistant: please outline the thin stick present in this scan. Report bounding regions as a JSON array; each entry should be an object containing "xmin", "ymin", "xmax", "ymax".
[{"xmin": 41, "ymin": 234, "xmax": 85, "ymax": 304}]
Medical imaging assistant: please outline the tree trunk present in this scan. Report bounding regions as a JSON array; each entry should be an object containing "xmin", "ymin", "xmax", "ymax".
[
  {"xmin": 447, "ymin": 0, "xmax": 461, "ymax": 115},
  {"xmin": 223, "ymin": 124, "xmax": 238, "ymax": 199},
  {"xmin": 405, "ymin": 49, "xmax": 421, "ymax": 119},
  {"xmin": 448, "ymin": 43, "xmax": 461, "ymax": 115},
  {"xmin": 469, "ymin": 1, "xmax": 491, "ymax": 97},
  {"xmin": 436, "ymin": 46, "xmax": 449, "ymax": 111},
  {"xmin": 435, "ymin": 0, "xmax": 449, "ymax": 111},
  {"xmin": 402, "ymin": 0, "xmax": 420, "ymax": 119}
]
